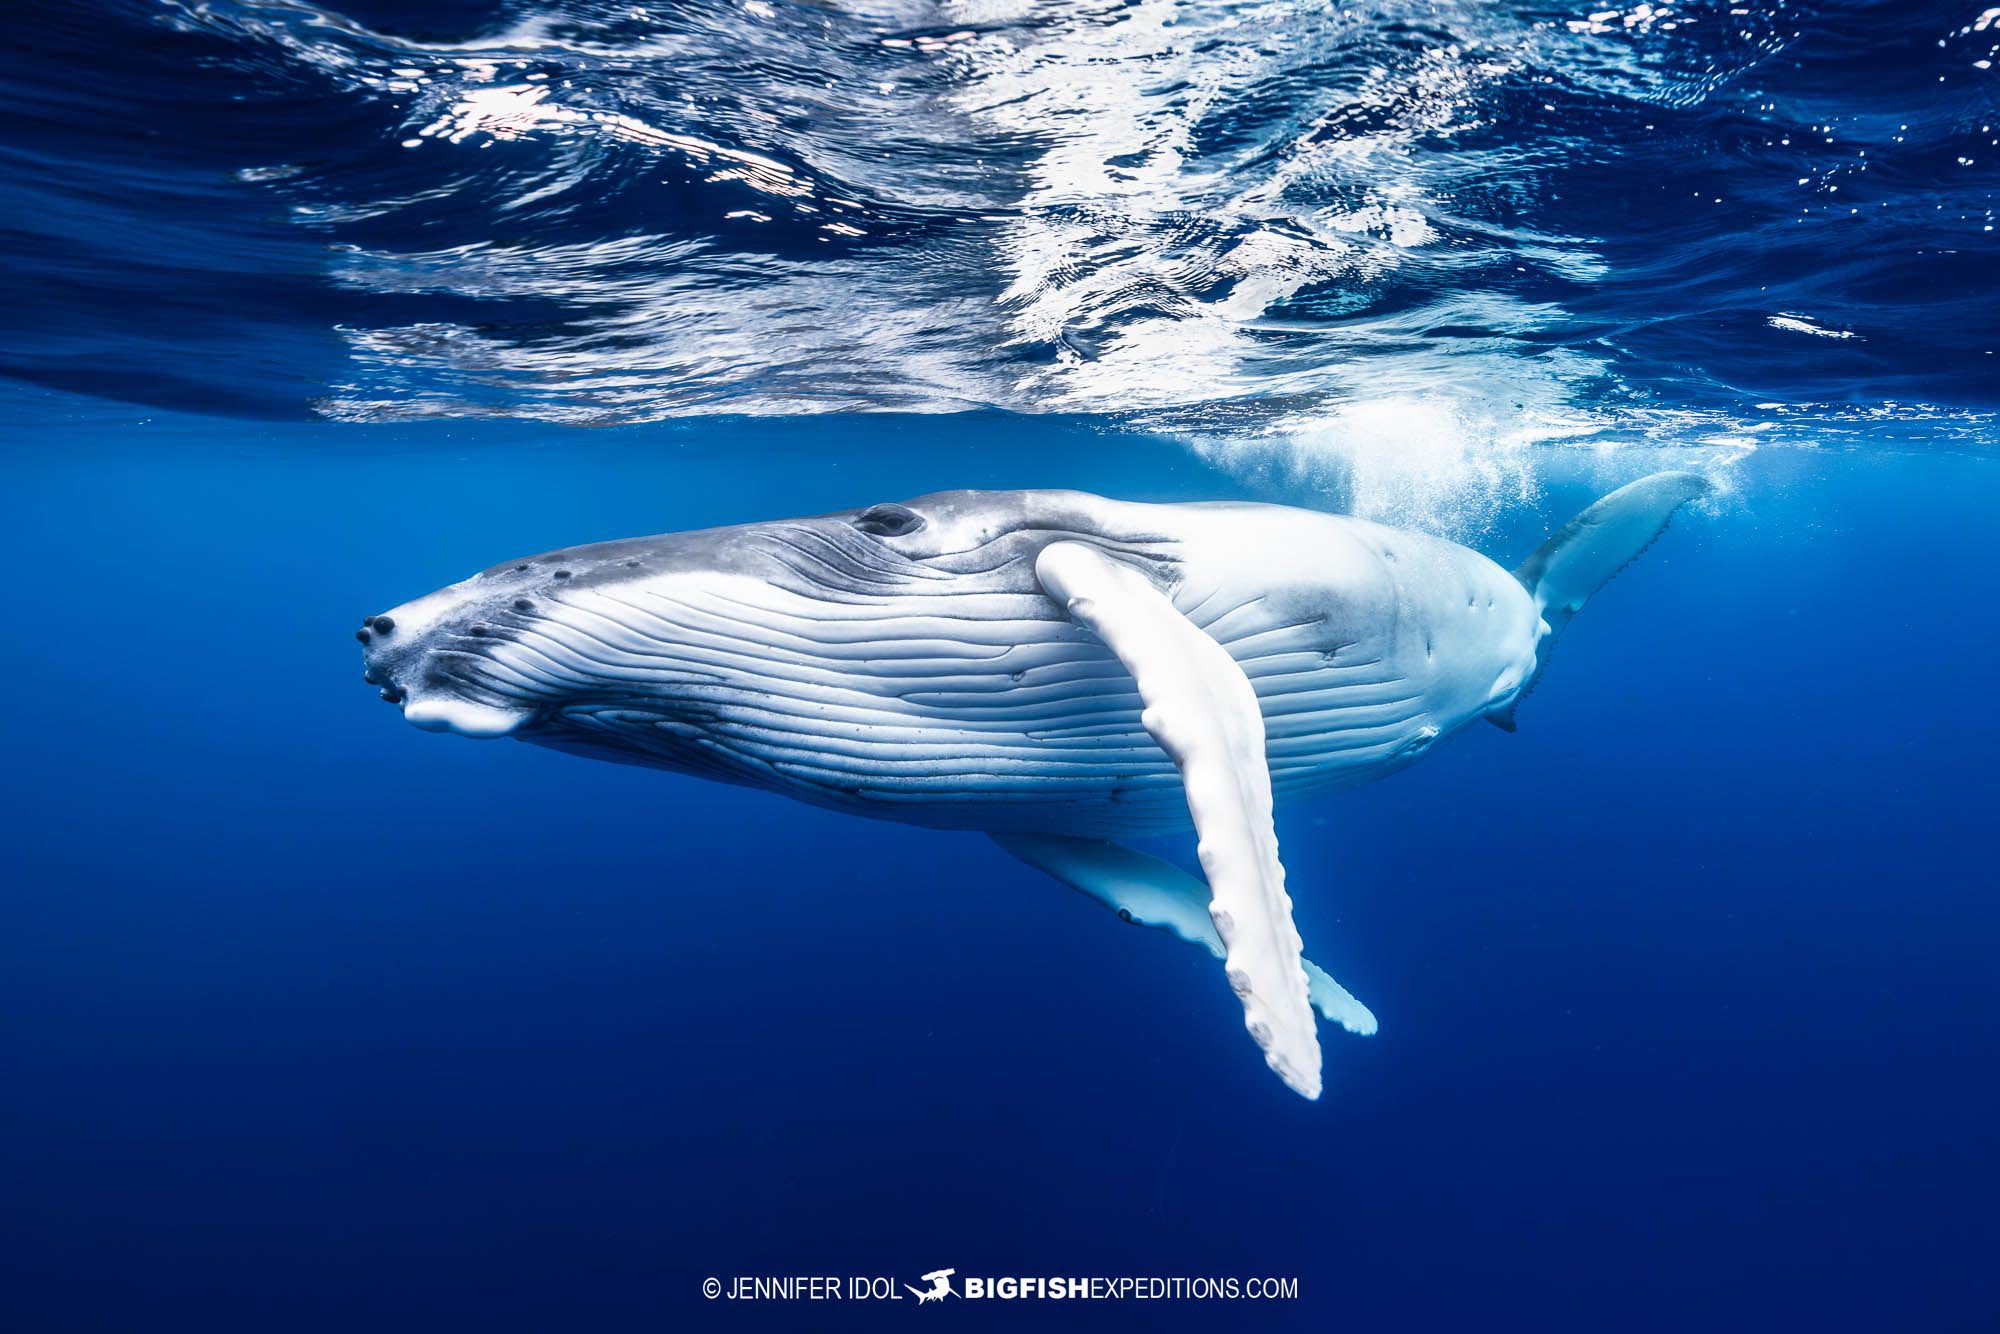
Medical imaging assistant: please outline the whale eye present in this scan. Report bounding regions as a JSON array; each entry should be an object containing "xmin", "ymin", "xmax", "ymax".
[{"xmin": 852, "ymin": 503, "xmax": 923, "ymax": 538}]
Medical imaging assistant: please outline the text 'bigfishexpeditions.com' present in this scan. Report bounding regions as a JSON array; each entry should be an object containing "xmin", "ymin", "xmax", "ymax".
[{"xmin": 702, "ymin": 1271, "xmax": 1300, "ymax": 1304}]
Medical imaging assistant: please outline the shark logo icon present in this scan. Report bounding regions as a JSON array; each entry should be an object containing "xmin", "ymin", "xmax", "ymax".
[{"xmin": 906, "ymin": 1269, "xmax": 956, "ymax": 1304}]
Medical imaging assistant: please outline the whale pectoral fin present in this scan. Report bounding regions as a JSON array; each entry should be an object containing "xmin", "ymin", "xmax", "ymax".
[
  {"xmin": 1300, "ymin": 958, "xmax": 1378, "ymax": 1038},
  {"xmin": 992, "ymin": 832, "xmax": 1224, "ymax": 956},
  {"xmin": 991, "ymin": 832, "xmax": 1377, "ymax": 1038},
  {"xmin": 1035, "ymin": 541, "xmax": 1322, "ymax": 1099}
]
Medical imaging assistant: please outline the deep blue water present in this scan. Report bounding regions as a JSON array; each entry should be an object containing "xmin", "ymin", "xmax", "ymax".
[{"xmin": 4, "ymin": 2, "xmax": 2000, "ymax": 1331}]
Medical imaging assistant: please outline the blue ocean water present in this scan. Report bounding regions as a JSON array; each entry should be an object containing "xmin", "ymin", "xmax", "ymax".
[{"xmin": 3, "ymin": 2, "xmax": 1999, "ymax": 1331}]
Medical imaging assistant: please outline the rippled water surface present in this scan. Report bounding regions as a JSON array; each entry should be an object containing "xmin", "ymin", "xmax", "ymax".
[{"xmin": 6, "ymin": 2, "xmax": 1997, "ymax": 457}]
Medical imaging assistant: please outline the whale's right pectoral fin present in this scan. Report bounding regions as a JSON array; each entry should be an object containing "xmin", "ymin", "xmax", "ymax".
[
  {"xmin": 1035, "ymin": 541, "xmax": 1322, "ymax": 1099},
  {"xmin": 991, "ymin": 832, "xmax": 1378, "ymax": 1038}
]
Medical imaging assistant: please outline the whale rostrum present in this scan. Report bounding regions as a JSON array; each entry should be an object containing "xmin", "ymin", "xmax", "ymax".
[{"xmin": 360, "ymin": 476, "xmax": 1710, "ymax": 1098}]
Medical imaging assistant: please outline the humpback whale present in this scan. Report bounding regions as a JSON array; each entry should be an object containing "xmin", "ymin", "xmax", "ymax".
[{"xmin": 357, "ymin": 474, "xmax": 1708, "ymax": 1098}]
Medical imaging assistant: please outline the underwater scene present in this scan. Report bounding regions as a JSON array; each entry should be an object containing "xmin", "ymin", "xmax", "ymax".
[{"xmin": 4, "ymin": 1, "xmax": 1998, "ymax": 1330}]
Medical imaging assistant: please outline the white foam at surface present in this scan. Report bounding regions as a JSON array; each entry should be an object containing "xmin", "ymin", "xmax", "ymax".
[{"xmin": 1767, "ymin": 313, "xmax": 1860, "ymax": 339}]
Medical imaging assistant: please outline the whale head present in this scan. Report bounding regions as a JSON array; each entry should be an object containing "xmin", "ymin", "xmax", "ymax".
[
  {"xmin": 355, "ymin": 558, "xmax": 557, "ymax": 740},
  {"xmin": 356, "ymin": 490, "xmax": 1173, "ymax": 767}
]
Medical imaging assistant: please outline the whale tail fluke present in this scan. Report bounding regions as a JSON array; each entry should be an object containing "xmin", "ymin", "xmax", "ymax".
[{"xmin": 1491, "ymin": 471, "xmax": 1712, "ymax": 731}]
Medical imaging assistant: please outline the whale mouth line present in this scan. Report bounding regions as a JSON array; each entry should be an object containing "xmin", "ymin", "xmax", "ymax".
[{"xmin": 401, "ymin": 695, "xmax": 537, "ymax": 739}]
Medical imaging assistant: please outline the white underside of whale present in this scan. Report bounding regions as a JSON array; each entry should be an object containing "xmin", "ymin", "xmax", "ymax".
[{"xmin": 474, "ymin": 505, "xmax": 1538, "ymax": 838}]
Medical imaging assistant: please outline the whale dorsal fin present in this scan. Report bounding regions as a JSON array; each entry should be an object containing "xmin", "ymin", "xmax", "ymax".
[{"xmin": 1035, "ymin": 541, "xmax": 1322, "ymax": 1099}]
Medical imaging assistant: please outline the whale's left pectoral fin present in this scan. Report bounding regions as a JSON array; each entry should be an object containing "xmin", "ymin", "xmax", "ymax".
[
  {"xmin": 991, "ymin": 832, "xmax": 1378, "ymax": 1038},
  {"xmin": 1035, "ymin": 541, "xmax": 1322, "ymax": 1099}
]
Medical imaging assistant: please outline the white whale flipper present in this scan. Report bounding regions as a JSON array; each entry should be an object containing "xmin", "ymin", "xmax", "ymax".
[
  {"xmin": 1035, "ymin": 541, "xmax": 1322, "ymax": 1099},
  {"xmin": 1301, "ymin": 958, "xmax": 1377, "ymax": 1040},
  {"xmin": 991, "ymin": 832, "xmax": 1378, "ymax": 1038}
]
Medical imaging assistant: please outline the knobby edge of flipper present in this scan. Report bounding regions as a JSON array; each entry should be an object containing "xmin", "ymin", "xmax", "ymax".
[
  {"xmin": 1034, "ymin": 540, "xmax": 1323, "ymax": 1099},
  {"xmin": 992, "ymin": 832, "xmax": 1378, "ymax": 1038},
  {"xmin": 1492, "ymin": 470, "xmax": 1712, "ymax": 731}
]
